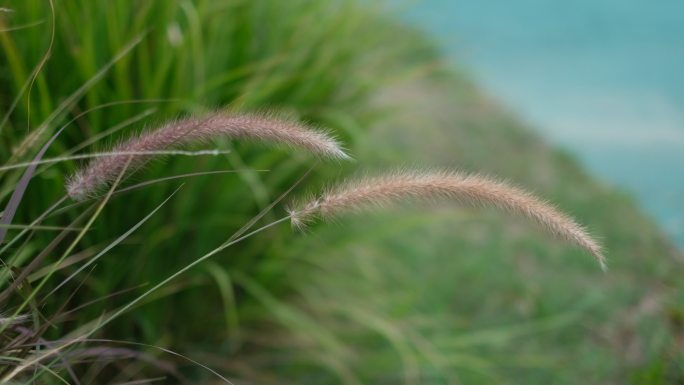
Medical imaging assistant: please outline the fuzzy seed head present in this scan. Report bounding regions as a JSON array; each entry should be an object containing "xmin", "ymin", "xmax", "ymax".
[
  {"xmin": 289, "ymin": 170, "xmax": 606, "ymax": 269},
  {"xmin": 66, "ymin": 111, "xmax": 349, "ymax": 200}
]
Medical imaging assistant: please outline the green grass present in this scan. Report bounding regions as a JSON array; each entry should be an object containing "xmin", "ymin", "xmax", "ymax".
[
  {"xmin": 249, "ymin": 75, "xmax": 684, "ymax": 384},
  {"xmin": 0, "ymin": 0, "xmax": 422, "ymax": 324},
  {"xmin": 1, "ymin": 0, "xmax": 682, "ymax": 384}
]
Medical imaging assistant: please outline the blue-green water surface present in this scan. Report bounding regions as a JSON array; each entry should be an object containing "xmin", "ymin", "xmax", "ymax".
[{"xmin": 401, "ymin": 0, "xmax": 684, "ymax": 245}]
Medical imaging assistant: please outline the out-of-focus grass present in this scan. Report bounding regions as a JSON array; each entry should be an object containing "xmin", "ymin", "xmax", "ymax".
[
  {"xmin": 225, "ymin": 75, "xmax": 683, "ymax": 384},
  {"xmin": 1, "ymin": 0, "xmax": 682, "ymax": 384}
]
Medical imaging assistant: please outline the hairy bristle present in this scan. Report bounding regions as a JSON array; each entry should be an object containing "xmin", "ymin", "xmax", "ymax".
[
  {"xmin": 0, "ymin": 313, "xmax": 29, "ymax": 327},
  {"xmin": 66, "ymin": 112, "xmax": 348, "ymax": 200},
  {"xmin": 290, "ymin": 170, "xmax": 606, "ymax": 269}
]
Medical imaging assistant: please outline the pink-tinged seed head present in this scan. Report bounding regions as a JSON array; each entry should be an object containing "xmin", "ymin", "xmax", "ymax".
[
  {"xmin": 66, "ymin": 111, "xmax": 349, "ymax": 200},
  {"xmin": 289, "ymin": 170, "xmax": 605, "ymax": 269}
]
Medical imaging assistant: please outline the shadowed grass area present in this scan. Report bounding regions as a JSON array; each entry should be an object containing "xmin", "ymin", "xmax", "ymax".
[{"xmin": 1, "ymin": 0, "xmax": 682, "ymax": 384}]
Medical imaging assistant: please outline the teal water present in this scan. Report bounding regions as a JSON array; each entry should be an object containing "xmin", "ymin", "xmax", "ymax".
[{"xmin": 401, "ymin": 0, "xmax": 684, "ymax": 245}]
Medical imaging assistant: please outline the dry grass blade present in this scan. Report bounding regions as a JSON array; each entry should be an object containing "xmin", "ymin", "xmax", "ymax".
[
  {"xmin": 288, "ymin": 170, "xmax": 606, "ymax": 269},
  {"xmin": 66, "ymin": 111, "xmax": 348, "ymax": 200},
  {"xmin": 0, "ymin": 314, "xmax": 29, "ymax": 328}
]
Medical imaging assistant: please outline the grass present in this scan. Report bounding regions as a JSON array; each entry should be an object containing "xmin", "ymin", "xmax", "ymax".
[
  {"xmin": 264, "ymin": 74, "xmax": 684, "ymax": 384},
  {"xmin": 1, "ymin": 0, "xmax": 683, "ymax": 384},
  {"xmin": 1, "ymin": 0, "xmax": 416, "ymax": 333}
]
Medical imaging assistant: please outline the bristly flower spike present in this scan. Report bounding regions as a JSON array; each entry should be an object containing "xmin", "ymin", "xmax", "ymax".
[
  {"xmin": 289, "ymin": 170, "xmax": 606, "ymax": 270},
  {"xmin": 66, "ymin": 111, "xmax": 349, "ymax": 201}
]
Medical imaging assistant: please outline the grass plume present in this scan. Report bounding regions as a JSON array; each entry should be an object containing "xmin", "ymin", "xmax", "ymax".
[
  {"xmin": 289, "ymin": 170, "xmax": 606, "ymax": 269},
  {"xmin": 66, "ymin": 111, "xmax": 349, "ymax": 201}
]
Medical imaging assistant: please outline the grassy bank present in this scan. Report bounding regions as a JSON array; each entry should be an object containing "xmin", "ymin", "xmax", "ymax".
[
  {"xmin": 247, "ymin": 75, "xmax": 684, "ymax": 384},
  {"xmin": 1, "ymin": 1, "xmax": 682, "ymax": 384}
]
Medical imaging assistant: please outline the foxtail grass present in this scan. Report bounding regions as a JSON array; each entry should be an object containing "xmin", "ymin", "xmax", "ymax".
[
  {"xmin": 66, "ymin": 111, "xmax": 348, "ymax": 200},
  {"xmin": 288, "ymin": 170, "xmax": 606, "ymax": 269}
]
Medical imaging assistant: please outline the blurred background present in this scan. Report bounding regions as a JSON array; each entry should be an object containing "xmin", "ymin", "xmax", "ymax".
[
  {"xmin": 0, "ymin": 0, "xmax": 682, "ymax": 384},
  {"xmin": 403, "ymin": 0, "xmax": 684, "ymax": 246}
]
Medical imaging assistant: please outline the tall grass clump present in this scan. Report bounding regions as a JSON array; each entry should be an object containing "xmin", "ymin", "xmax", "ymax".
[
  {"xmin": 0, "ymin": 0, "xmax": 442, "ymax": 381},
  {"xmin": 0, "ymin": 0, "xmax": 422, "ymax": 350}
]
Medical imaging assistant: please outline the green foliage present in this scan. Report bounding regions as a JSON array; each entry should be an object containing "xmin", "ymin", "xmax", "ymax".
[
  {"xmin": 0, "ymin": 0, "xmax": 430, "ymax": 339},
  {"xmin": 0, "ymin": 0, "xmax": 443, "ymax": 382}
]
